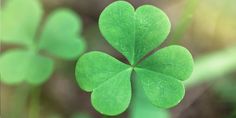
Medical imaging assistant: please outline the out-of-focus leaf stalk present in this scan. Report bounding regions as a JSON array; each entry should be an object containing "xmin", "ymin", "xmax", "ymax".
[
  {"xmin": 28, "ymin": 87, "xmax": 41, "ymax": 118},
  {"xmin": 185, "ymin": 46, "xmax": 236, "ymax": 87}
]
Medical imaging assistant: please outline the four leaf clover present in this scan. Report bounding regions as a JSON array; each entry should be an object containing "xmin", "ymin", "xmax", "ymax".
[
  {"xmin": 75, "ymin": 1, "xmax": 194, "ymax": 116},
  {"xmin": 0, "ymin": 0, "xmax": 85, "ymax": 85}
]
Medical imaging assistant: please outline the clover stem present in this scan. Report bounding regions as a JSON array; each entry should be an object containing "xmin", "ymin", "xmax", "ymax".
[
  {"xmin": 28, "ymin": 87, "xmax": 41, "ymax": 118},
  {"xmin": 129, "ymin": 70, "xmax": 137, "ymax": 115},
  {"xmin": 129, "ymin": 71, "xmax": 171, "ymax": 118}
]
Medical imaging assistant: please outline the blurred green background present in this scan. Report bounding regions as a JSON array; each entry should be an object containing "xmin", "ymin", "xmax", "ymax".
[{"xmin": 1, "ymin": 0, "xmax": 236, "ymax": 118}]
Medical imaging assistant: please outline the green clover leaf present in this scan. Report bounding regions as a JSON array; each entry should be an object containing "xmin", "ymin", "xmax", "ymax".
[
  {"xmin": 0, "ymin": 50, "xmax": 53, "ymax": 85},
  {"xmin": 0, "ymin": 0, "xmax": 42, "ymax": 46},
  {"xmin": 39, "ymin": 9, "xmax": 85, "ymax": 59},
  {"xmin": 0, "ymin": 0, "xmax": 85, "ymax": 85},
  {"xmin": 75, "ymin": 1, "xmax": 193, "ymax": 116},
  {"xmin": 99, "ymin": 1, "xmax": 170, "ymax": 65}
]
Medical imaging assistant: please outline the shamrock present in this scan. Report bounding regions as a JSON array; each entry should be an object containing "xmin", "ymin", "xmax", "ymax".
[
  {"xmin": 0, "ymin": 0, "xmax": 85, "ymax": 85},
  {"xmin": 75, "ymin": 1, "xmax": 194, "ymax": 116}
]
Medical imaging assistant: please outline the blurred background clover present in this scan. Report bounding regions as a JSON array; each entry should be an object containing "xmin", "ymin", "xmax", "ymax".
[
  {"xmin": 1, "ymin": 0, "xmax": 85, "ymax": 117},
  {"xmin": 0, "ymin": 0, "xmax": 85, "ymax": 85},
  {"xmin": 1, "ymin": 0, "xmax": 236, "ymax": 118}
]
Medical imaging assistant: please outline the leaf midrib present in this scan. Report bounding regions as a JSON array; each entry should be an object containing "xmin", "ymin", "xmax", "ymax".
[
  {"xmin": 132, "ymin": 11, "xmax": 136, "ymax": 66},
  {"xmin": 134, "ymin": 67, "xmax": 182, "ymax": 82},
  {"xmin": 93, "ymin": 67, "xmax": 132, "ymax": 91}
]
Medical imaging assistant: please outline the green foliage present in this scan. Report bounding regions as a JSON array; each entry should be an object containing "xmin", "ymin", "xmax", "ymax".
[
  {"xmin": 99, "ymin": 1, "xmax": 170, "ymax": 65},
  {"xmin": 39, "ymin": 9, "xmax": 85, "ymax": 59},
  {"xmin": 130, "ymin": 77, "xmax": 170, "ymax": 118},
  {"xmin": 0, "ymin": 0, "xmax": 85, "ymax": 85},
  {"xmin": 75, "ymin": 1, "xmax": 193, "ymax": 116},
  {"xmin": 185, "ymin": 46, "xmax": 236, "ymax": 87},
  {"xmin": 135, "ymin": 68, "xmax": 185, "ymax": 108},
  {"xmin": 0, "ymin": 0, "xmax": 42, "ymax": 46},
  {"xmin": 0, "ymin": 50, "xmax": 53, "ymax": 85}
]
